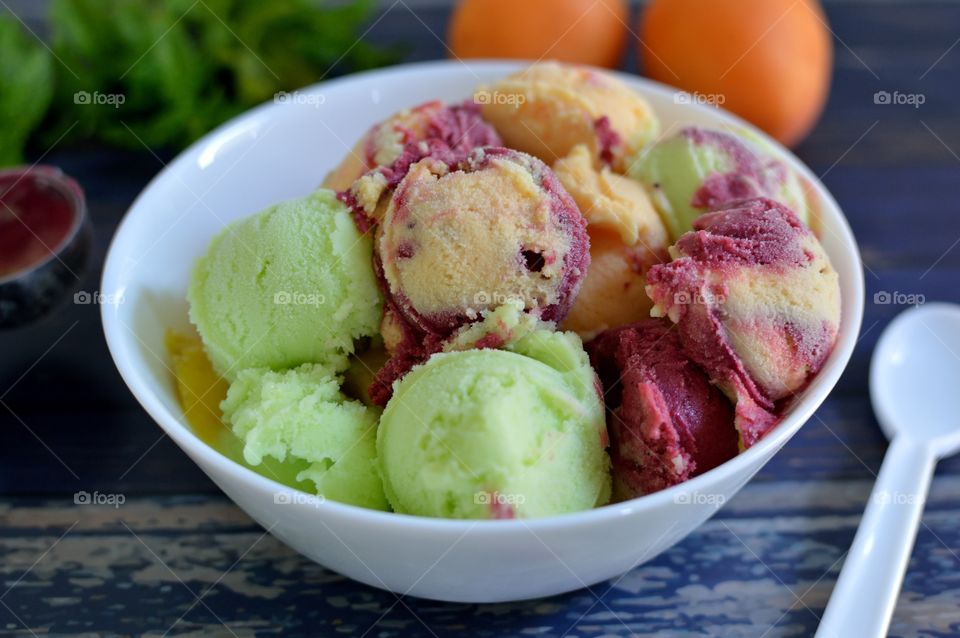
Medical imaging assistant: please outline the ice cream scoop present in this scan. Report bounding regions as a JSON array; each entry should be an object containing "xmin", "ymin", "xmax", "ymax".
[
  {"xmin": 324, "ymin": 100, "xmax": 500, "ymax": 189},
  {"xmin": 588, "ymin": 320, "xmax": 738, "ymax": 498},
  {"xmin": 366, "ymin": 298, "xmax": 444, "ymax": 407},
  {"xmin": 222, "ymin": 363, "xmax": 388, "ymax": 510},
  {"xmin": 378, "ymin": 329, "xmax": 610, "ymax": 519},
  {"xmin": 553, "ymin": 144, "xmax": 669, "ymax": 337},
  {"xmin": 560, "ymin": 229, "xmax": 662, "ymax": 339},
  {"xmin": 478, "ymin": 62, "xmax": 659, "ymax": 172},
  {"xmin": 368, "ymin": 147, "xmax": 592, "ymax": 405},
  {"xmin": 645, "ymin": 198, "xmax": 840, "ymax": 446},
  {"xmin": 166, "ymin": 330, "xmax": 317, "ymax": 493},
  {"xmin": 629, "ymin": 126, "xmax": 810, "ymax": 240},
  {"xmin": 368, "ymin": 297, "xmax": 547, "ymax": 406},
  {"xmin": 331, "ymin": 100, "xmax": 501, "ymax": 228},
  {"xmin": 188, "ymin": 189, "xmax": 382, "ymax": 380},
  {"xmin": 378, "ymin": 146, "xmax": 589, "ymax": 336}
]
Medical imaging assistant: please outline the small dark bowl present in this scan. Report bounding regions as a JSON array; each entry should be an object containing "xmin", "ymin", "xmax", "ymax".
[{"xmin": 0, "ymin": 166, "xmax": 93, "ymax": 330}]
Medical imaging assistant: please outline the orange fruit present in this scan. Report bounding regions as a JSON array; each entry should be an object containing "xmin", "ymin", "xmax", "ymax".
[
  {"xmin": 640, "ymin": 0, "xmax": 832, "ymax": 147},
  {"xmin": 448, "ymin": 0, "xmax": 629, "ymax": 69}
]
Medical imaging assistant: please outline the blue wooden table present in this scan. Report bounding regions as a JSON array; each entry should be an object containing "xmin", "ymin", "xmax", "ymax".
[{"xmin": 2, "ymin": 1, "xmax": 960, "ymax": 636}]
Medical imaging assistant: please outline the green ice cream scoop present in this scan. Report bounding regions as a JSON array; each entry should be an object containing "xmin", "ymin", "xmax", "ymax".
[
  {"xmin": 378, "ymin": 330, "xmax": 611, "ymax": 519},
  {"xmin": 188, "ymin": 189, "xmax": 381, "ymax": 380},
  {"xmin": 222, "ymin": 362, "xmax": 388, "ymax": 510},
  {"xmin": 629, "ymin": 126, "xmax": 809, "ymax": 240}
]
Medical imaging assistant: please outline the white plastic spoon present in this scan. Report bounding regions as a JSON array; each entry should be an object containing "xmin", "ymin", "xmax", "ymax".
[{"xmin": 816, "ymin": 303, "xmax": 960, "ymax": 638}]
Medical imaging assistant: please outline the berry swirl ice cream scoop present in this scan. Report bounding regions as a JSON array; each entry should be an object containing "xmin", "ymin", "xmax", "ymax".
[
  {"xmin": 329, "ymin": 100, "xmax": 501, "ymax": 229},
  {"xmin": 645, "ymin": 198, "xmax": 841, "ymax": 447},
  {"xmin": 587, "ymin": 320, "xmax": 738, "ymax": 498},
  {"xmin": 378, "ymin": 146, "xmax": 589, "ymax": 335},
  {"xmin": 367, "ymin": 147, "xmax": 590, "ymax": 405},
  {"xmin": 629, "ymin": 126, "xmax": 811, "ymax": 240},
  {"xmin": 323, "ymin": 100, "xmax": 501, "ymax": 192}
]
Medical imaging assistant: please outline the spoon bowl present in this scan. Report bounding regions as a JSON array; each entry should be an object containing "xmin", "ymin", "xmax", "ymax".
[{"xmin": 871, "ymin": 302, "xmax": 960, "ymax": 453}]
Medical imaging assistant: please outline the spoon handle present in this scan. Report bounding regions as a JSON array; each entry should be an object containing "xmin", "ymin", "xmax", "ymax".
[{"xmin": 815, "ymin": 438, "xmax": 936, "ymax": 638}]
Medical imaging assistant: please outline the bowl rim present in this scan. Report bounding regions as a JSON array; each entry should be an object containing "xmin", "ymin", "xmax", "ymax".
[{"xmin": 101, "ymin": 58, "xmax": 865, "ymax": 533}]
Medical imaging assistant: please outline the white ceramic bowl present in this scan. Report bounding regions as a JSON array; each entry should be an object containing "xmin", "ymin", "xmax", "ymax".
[{"xmin": 102, "ymin": 61, "xmax": 864, "ymax": 603}]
